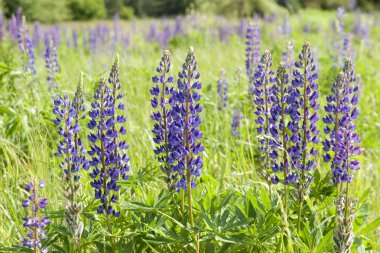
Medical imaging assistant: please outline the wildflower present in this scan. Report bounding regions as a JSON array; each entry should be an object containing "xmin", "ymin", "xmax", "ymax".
[
  {"xmin": 217, "ymin": 69, "xmax": 228, "ymax": 110},
  {"xmin": 245, "ymin": 22, "xmax": 261, "ymax": 79},
  {"xmin": 22, "ymin": 180, "xmax": 50, "ymax": 252},
  {"xmin": 45, "ymin": 36, "xmax": 60, "ymax": 89},
  {"xmin": 150, "ymin": 50, "xmax": 176, "ymax": 190},
  {"xmin": 253, "ymin": 50, "xmax": 275, "ymax": 182},
  {"xmin": 231, "ymin": 108, "xmax": 244, "ymax": 136},
  {"xmin": 88, "ymin": 54, "xmax": 130, "ymax": 216},
  {"xmin": 170, "ymin": 47, "xmax": 204, "ymax": 191},
  {"xmin": 290, "ymin": 41, "xmax": 320, "ymax": 201},
  {"xmin": 323, "ymin": 58, "xmax": 361, "ymax": 184}
]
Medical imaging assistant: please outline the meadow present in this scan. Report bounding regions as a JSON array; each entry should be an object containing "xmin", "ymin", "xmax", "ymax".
[{"xmin": 0, "ymin": 8, "xmax": 379, "ymax": 253}]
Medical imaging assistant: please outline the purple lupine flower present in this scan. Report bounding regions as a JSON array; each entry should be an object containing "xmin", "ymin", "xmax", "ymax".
[
  {"xmin": 22, "ymin": 180, "xmax": 50, "ymax": 252},
  {"xmin": 147, "ymin": 24, "xmax": 157, "ymax": 42},
  {"xmin": 217, "ymin": 69, "xmax": 228, "ymax": 110},
  {"xmin": 269, "ymin": 63, "xmax": 297, "ymax": 185},
  {"xmin": 174, "ymin": 17, "xmax": 185, "ymax": 37},
  {"xmin": 237, "ymin": 19, "xmax": 246, "ymax": 38},
  {"xmin": 290, "ymin": 41, "xmax": 320, "ymax": 200},
  {"xmin": 170, "ymin": 47, "xmax": 204, "ymax": 191},
  {"xmin": 253, "ymin": 50, "xmax": 275, "ymax": 182},
  {"xmin": 323, "ymin": 58, "xmax": 361, "ymax": 184},
  {"xmin": 16, "ymin": 17, "xmax": 36, "ymax": 76},
  {"xmin": 88, "ymin": 54, "xmax": 130, "ymax": 216},
  {"xmin": 245, "ymin": 22, "xmax": 261, "ymax": 79},
  {"xmin": 231, "ymin": 108, "xmax": 244, "ymax": 136},
  {"xmin": 53, "ymin": 92, "xmax": 89, "ymax": 200},
  {"xmin": 45, "ymin": 36, "xmax": 60, "ymax": 89},
  {"xmin": 150, "ymin": 50, "xmax": 176, "ymax": 190}
]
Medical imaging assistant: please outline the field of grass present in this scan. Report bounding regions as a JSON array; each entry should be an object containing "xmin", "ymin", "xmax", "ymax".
[{"xmin": 0, "ymin": 9, "xmax": 379, "ymax": 252}]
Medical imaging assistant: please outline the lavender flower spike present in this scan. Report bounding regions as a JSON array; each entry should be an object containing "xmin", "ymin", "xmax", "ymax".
[
  {"xmin": 231, "ymin": 108, "xmax": 244, "ymax": 137},
  {"xmin": 53, "ymin": 74, "xmax": 88, "ymax": 243},
  {"xmin": 323, "ymin": 58, "xmax": 361, "ymax": 185},
  {"xmin": 22, "ymin": 180, "xmax": 50, "ymax": 252},
  {"xmin": 45, "ymin": 36, "xmax": 60, "ymax": 89},
  {"xmin": 245, "ymin": 22, "xmax": 261, "ymax": 79},
  {"xmin": 253, "ymin": 50, "xmax": 275, "ymax": 182},
  {"xmin": 88, "ymin": 54, "xmax": 130, "ymax": 217},
  {"xmin": 171, "ymin": 47, "xmax": 204, "ymax": 191},
  {"xmin": 291, "ymin": 41, "xmax": 320, "ymax": 201},
  {"xmin": 150, "ymin": 50, "xmax": 176, "ymax": 190},
  {"xmin": 217, "ymin": 69, "xmax": 228, "ymax": 110}
]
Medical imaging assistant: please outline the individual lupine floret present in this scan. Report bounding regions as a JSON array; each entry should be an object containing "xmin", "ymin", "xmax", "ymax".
[
  {"xmin": 231, "ymin": 108, "xmax": 244, "ymax": 136},
  {"xmin": 323, "ymin": 58, "xmax": 361, "ymax": 185},
  {"xmin": 290, "ymin": 41, "xmax": 320, "ymax": 201},
  {"xmin": 88, "ymin": 55, "xmax": 130, "ymax": 217},
  {"xmin": 333, "ymin": 193, "xmax": 357, "ymax": 253},
  {"xmin": 150, "ymin": 50, "xmax": 176, "ymax": 190},
  {"xmin": 170, "ymin": 47, "xmax": 204, "ymax": 192},
  {"xmin": 45, "ymin": 36, "xmax": 60, "ymax": 89},
  {"xmin": 53, "ymin": 74, "xmax": 88, "ymax": 244},
  {"xmin": 245, "ymin": 22, "xmax": 261, "ymax": 79},
  {"xmin": 253, "ymin": 50, "xmax": 275, "ymax": 182},
  {"xmin": 217, "ymin": 69, "xmax": 228, "ymax": 110},
  {"xmin": 22, "ymin": 180, "xmax": 50, "ymax": 252}
]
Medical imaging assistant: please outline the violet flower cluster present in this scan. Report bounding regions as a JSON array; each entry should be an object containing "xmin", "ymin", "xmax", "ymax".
[
  {"xmin": 170, "ymin": 47, "xmax": 204, "ymax": 191},
  {"xmin": 150, "ymin": 50, "xmax": 176, "ymax": 190},
  {"xmin": 290, "ymin": 41, "xmax": 320, "ymax": 200},
  {"xmin": 217, "ymin": 69, "xmax": 228, "ymax": 110},
  {"xmin": 323, "ymin": 58, "xmax": 361, "ymax": 184},
  {"xmin": 45, "ymin": 37, "xmax": 60, "ymax": 89},
  {"xmin": 22, "ymin": 180, "xmax": 50, "ymax": 252},
  {"xmin": 88, "ymin": 55, "xmax": 130, "ymax": 216}
]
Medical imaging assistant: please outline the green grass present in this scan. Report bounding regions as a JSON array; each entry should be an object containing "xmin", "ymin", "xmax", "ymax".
[{"xmin": 0, "ymin": 9, "xmax": 379, "ymax": 252}]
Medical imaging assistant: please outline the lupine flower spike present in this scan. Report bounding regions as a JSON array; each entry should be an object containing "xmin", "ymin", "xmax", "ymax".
[
  {"xmin": 253, "ymin": 50, "xmax": 275, "ymax": 183},
  {"xmin": 246, "ymin": 22, "xmax": 261, "ymax": 96},
  {"xmin": 217, "ymin": 69, "xmax": 228, "ymax": 110},
  {"xmin": 52, "ymin": 73, "xmax": 88, "ymax": 244},
  {"xmin": 171, "ymin": 47, "xmax": 204, "ymax": 233},
  {"xmin": 323, "ymin": 58, "xmax": 361, "ymax": 253},
  {"xmin": 45, "ymin": 36, "xmax": 60, "ymax": 89},
  {"xmin": 291, "ymin": 41, "xmax": 320, "ymax": 232},
  {"xmin": 231, "ymin": 108, "xmax": 244, "ymax": 137},
  {"xmin": 150, "ymin": 50, "xmax": 176, "ymax": 190},
  {"xmin": 88, "ymin": 54, "xmax": 130, "ymax": 217},
  {"xmin": 22, "ymin": 180, "xmax": 50, "ymax": 252},
  {"xmin": 291, "ymin": 41, "xmax": 320, "ymax": 201},
  {"xmin": 269, "ymin": 62, "xmax": 296, "ymax": 213}
]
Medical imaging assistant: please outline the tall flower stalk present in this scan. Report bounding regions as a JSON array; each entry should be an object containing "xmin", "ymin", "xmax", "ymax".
[
  {"xmin": 45, "ymin": 36, "xmax": 60, "ymax": 89},
  {"xmin": 22, "ymin": 180, "xmax": 50, "ymax": 253},
  {"xmin": 217, "ymin": 69, "xmax": 228, "ymax": 110},
  {"xmin": 246, "ymin": 22, "xmax": 261, "ymax": 96},
  {"xmin": 323, "ymin": 58, "xmax": 361, "ymax": 252},
  {"xmin": 269, "ymin": 63, "xmax": 296, "ymax": 212},
  {"xmin": 171, "ymin": 47, "xmax": 204, "ymax": 252},
  {"xmin": 52, "ymin": 73, "xmax": 88, "ymax": 247},
  {"xmin": 88, "ymin": 54, "xmax": 130, "ymax": 217},
  {"xmin": 291, "ymin": 42, "xmax": 320, "ymax": 231},
  {"xmin": 253, "ymin": 50, "xmax": 275, "ymax": 184},
  {"xmin": 150, "ymin": 50, "xmax": 176, "ymax": 190}
]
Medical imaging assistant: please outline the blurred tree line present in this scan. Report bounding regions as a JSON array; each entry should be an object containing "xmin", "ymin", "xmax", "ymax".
[{"xmin": 1, "ymin": 0, "xmax": 379, "ymax": 22}]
